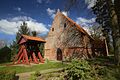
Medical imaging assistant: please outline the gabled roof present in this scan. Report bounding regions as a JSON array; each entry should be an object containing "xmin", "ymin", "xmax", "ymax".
[
  {"xmin": 56, "ymin": 12, "xmax": 94, "ymax": 40},
  {"xmin": 22, "ymin": 35, "xmax": 46, "ymax": 42},
  {"xmin": 18, "ymin": 34, "xmax": 46, "ymax": 44}
]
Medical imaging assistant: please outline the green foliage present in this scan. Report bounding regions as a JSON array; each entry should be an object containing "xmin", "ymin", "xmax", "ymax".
[
  {"xmin": 34, "ymin": 71, "xmax": 41, "ymax": 77},
  {"xmin": 45, "ymin": 58, "xmax": 49, "ymax": 63},
  {"xmin": 0, "ymin": 70, "xmax": 16, "ymax": 80},
  {"xmin": 16, "ymin": 22, "xmax": 30, "ymax": 41},
  {"xmin": 10, "ymin": 40, "xmax": 18, "ymax": 61},
  {"xmin": 30, "ymin": 71, "xmax": 41, "ymax": 80},
  {"xmin": 10, "ymin": 22, "xmax": 45, "ymax": 61},
  {"xmin": 39, "ymin": 43, "xmax": 44, "ymax": 57},
  {"xmin": 31, "ymin": 31, "xmax": 38, "ymax": 37},
  {"xmin": 65, "ymin": 59, "xmax": 93, "ymax": 80},
  {"xmin": 10, "ymin": 22, "xmax": 31, "ymax": 61},
  {"xmin": 0, "ymin": 46, "xmax": 11, "ymax": 63}
]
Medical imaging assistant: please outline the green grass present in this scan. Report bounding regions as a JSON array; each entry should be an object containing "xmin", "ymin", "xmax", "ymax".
[
  {"xmin": 88, "ymin": 56, "xmax": 120, "ymax": 80},
  {"xmin": 0, "ymin": 61, "xmax": 67, "ymax": 73}
]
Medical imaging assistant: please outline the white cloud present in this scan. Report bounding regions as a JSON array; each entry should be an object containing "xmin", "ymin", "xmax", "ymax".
[
  {"xmin": 26, "ymin": 21, "xmax": 48, "ymax": 33},
  {"xmin": 46, "ymin": 8, "xmax": 56, "ymax": 18},
  {"xmin": 62, "ymin": 11, "xmax": 68, "ymax": 16},
  {"xmin": 76, "ymin": 17, "xmax": 96, "ymax": 34},
  {"xmin": 48, "ymin": 24, "xmax": 51, "ymax": 27},
  {"xmin": 85, "ymin": 0, "xmax": 96, "ymax": 9},
  {"xmin": 0, "ymin": 16, "xmax": 48, "ymax": 35},
  {"xmin": 10, "ymin": 16, "xmax": 36, "ymax": 22},
  {"xmin": 76, "ymin": 17, "xmax": 95, "ymax": 25},
  {"xmin": 46, "ymin": 8, "xmax": 69, "ymax": 19},
  {"xmin": 14, "ymin": 7, "xmax": 21, "ymax": 12}
]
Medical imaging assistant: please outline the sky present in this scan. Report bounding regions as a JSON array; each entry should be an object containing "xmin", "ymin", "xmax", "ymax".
[{"xmin": 0, "ymin": 0, "xmax": 96, "ymax": 44}]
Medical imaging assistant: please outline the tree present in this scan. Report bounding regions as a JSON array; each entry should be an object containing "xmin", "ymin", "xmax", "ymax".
[
  {"xmin": 10, "ymin": 22, "xmax": 31, "ymax": 61},
  {"xmin": 89, "ymin": 25, "xmax": 103, "ymax": 39},
  {"xmin": 89, "ymin": 0, "xmax": 120, "ymax": 65},
  {"xmin": 91, "ymin": 0, "xmax": 113, "ymax": 55},
  {"xmin": 113, "ymin": 0, "xmax": 120, "ymax": 65},
  {"xmin": 0, "ymin": 46, "xmax": 11, "ymax": 63},
  {"xmin": 31, "ymin": 31, "xmax": 38, "ymax": 37},
  {"xmin": 16, "ymin": 21, "xmax": 30, "ymax": 41},
  {"xmin": 65, "ymin": 0, "xmax": 120, "ymax": 65}
]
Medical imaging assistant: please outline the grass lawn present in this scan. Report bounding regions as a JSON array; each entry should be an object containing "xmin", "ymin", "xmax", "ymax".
[
  {"xmin": 0, "ymin": 61, "xmax": 67, "ymax": 74},
  {"xmin": 88, "ymin": 56, "xmax": 120, "ymax": 80}
]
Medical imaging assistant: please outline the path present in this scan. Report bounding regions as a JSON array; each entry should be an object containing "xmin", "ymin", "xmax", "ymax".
[{"xmin": 16, "ymin": 68, "xmax": 63, "ymax": 80}]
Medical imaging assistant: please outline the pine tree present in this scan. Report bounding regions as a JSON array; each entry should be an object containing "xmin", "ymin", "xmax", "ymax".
[
  {"xmin": 10, "ymin": 22, "xmax": 30, "ymax": 61},
  {"xmin": 92, "ymin": 0, "xmax": 120, "ymax": 65},
  {"xmin": 31, "ymin": 31, "xmax": 38, "ymax": 37},
  {"xmin": 16, "ymin": 21, "xmax": 30, "ymax": 41}
]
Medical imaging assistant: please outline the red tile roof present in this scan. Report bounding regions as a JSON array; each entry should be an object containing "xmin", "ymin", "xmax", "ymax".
[{"xmin": 22, "ymin": 34, "xmax": 46, "ymax": 42}]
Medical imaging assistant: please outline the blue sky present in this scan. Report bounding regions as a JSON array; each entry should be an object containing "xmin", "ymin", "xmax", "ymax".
[{"xmin": 0, "ymin": 0, "xmax": 96, "ymax": 44}]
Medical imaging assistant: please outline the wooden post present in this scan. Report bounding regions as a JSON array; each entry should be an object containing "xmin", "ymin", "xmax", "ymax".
[
  {"xmin": 17, "ymin": 52, "xmax": 24, "ymax": 64},
  {"xmin": 13, "ymin": 47, "xmax": 23, "ymax": 64},
  {"xmin": 38, "ymin": 52, "xmax": 44, "ymax": 63},
  {"xmin": 32, "ymin": 52, "xmax": 39, "ymax": 64},
  {"xmin": 23, "ymin": 48, "xmax": 30, "ymax": 64},
  {"xmin": 104, "ymin": 39, "xmax": 109, "ymax": 56},
  {"xmin": 22, "ymin": 56, "xmax": 25, "ymax": 64}
]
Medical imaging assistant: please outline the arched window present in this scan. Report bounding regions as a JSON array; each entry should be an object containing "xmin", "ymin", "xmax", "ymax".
[
  {"xmin": 52, "ymin": 28, "xmax": 54, "ymax": 31},
  {"xmin": 64, "ymin": 23, "xmax": 66, "ymax": 28}
]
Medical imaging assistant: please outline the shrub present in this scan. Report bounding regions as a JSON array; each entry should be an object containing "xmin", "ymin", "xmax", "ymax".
[
  {"xmin": 65, "ymin": 59, "xmax": 94, "ymax": 80},
  {"xmin": 0, "ymin": 70, "xmax": 16, "ymax": 80},
  {"xmin": 34, "ymin": 71, "xmax": 41, "ymax": 77},
  {"xmin": 0, "ymin": 46, "xmax": 11, "ymax": 63},
  {"xmin": 45, "ymin": 58, "xmax": 49, "ymax": 63},
  {"xmin": 30, "ymin": 71, "xmax": 41, "ymax": 80}
]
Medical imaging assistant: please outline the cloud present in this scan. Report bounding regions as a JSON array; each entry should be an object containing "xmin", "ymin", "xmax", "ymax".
[
  {"xmin": 62, "ymin": 11, "xmax": 68, "ymax": 16},
  {"xmin": 76, "ymin": 17, "xmax": 96, "ymax": 34},
  {"xmin": 76, "ymin": 17, "xmax": 95, "ymax": 24},
  {"xmin": 46, "ymin": 8, "xmax": 69, "ymax": 19},
  {"xmin": 85, "ymin": 0, "xmax": 96, "ymax": 9},
  {"xmin": 0, "ymin": 16, "xmax": 48, "ymax": 35},
  {"xmin": 46, "ymin": 8, "xmax": 56, "ymax": 18},
  {"xmin": 48, "ymin": 24, "xmax": 51, "ymax": 27},
  {"xmin": 14, "ymin": 7, "xmax": 21, "ymax": 12}
]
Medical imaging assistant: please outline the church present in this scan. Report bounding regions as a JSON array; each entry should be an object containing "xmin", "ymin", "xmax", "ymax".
[{"xmin": 44, "ymin": 10, "xmax": 95, "ymax": 61}]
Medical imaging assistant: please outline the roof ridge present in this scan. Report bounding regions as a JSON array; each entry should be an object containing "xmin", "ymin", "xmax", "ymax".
[
  {"xmin": 22, "ymin": 34, "xmax": 46, "ymax": 42},
  {"xmin": 57, "ymin": 12, "xmax": 94, "ymax": 40}
]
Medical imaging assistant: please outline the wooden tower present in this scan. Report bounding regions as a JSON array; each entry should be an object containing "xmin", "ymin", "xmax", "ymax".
[{"xmin": 13, "ymin": 35, "xmax": 46, "ymax": 64}]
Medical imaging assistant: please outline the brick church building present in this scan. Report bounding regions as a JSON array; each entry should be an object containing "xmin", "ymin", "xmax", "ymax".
[{"xmin": 44, "ymin": 10, "xmax": 108, "ymax": 61}]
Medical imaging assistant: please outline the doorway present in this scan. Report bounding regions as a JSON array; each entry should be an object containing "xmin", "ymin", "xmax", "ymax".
[{"xmin": 57, "ymin": 48, "xmax": 62, "ymax": 60}]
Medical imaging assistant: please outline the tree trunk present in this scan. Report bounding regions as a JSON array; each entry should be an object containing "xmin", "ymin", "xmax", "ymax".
[
  {"xmin": 110, "ymin": 0, "xmax": 120, "ymax": 65},
  {"xmin": 114, "ymin": 0, "xmax": 120, "ymax": 32}
]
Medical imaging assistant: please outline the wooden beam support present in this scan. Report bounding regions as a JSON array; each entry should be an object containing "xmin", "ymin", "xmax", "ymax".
[
  {"xmin": 17, "ymin": 52, "xmax": 24, "ymax": 64},
  {"xmin": 22, "ymin": 56, "xmax": 25, "ymax": 64},
  {"xmin": 13, "ymin": 47, "xmax": 23, "ymax": 64},
  {"xmin": 23, "ymin": 48, "xmax": 30, "ymax": 64},
  {"xmin": 38, "ymin": 52, "xmax": 44, "ymax": 63},
  {"xmin": 32, "ymin": 52, "xmax": 39, "ymax": 64}
]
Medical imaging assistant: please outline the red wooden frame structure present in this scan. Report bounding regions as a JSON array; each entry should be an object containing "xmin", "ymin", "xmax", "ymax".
[{"xmin": 13, "ymin": 35, "xmax": 46, "ymax": 64}]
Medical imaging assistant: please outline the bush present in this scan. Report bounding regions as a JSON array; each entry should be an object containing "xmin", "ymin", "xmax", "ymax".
[
  {"xmin": 65, "ymin": 59, "xmax": 94, "ymax": 80},
  {"xmin": 34, "ymin": 71, "xmax": 41, "ymax": 77},
  {"xmin": 0, "ymin": 46, "xmax": 11, "ymax": 63},
  {"xmin": 0, "ymin": 70, "xmax": 16, "ymax": 80}
]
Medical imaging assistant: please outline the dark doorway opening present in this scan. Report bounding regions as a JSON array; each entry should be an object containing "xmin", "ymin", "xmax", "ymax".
[{"xmin": 57, "ymin": 48, "xmax": 62, "ymax": 61}]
